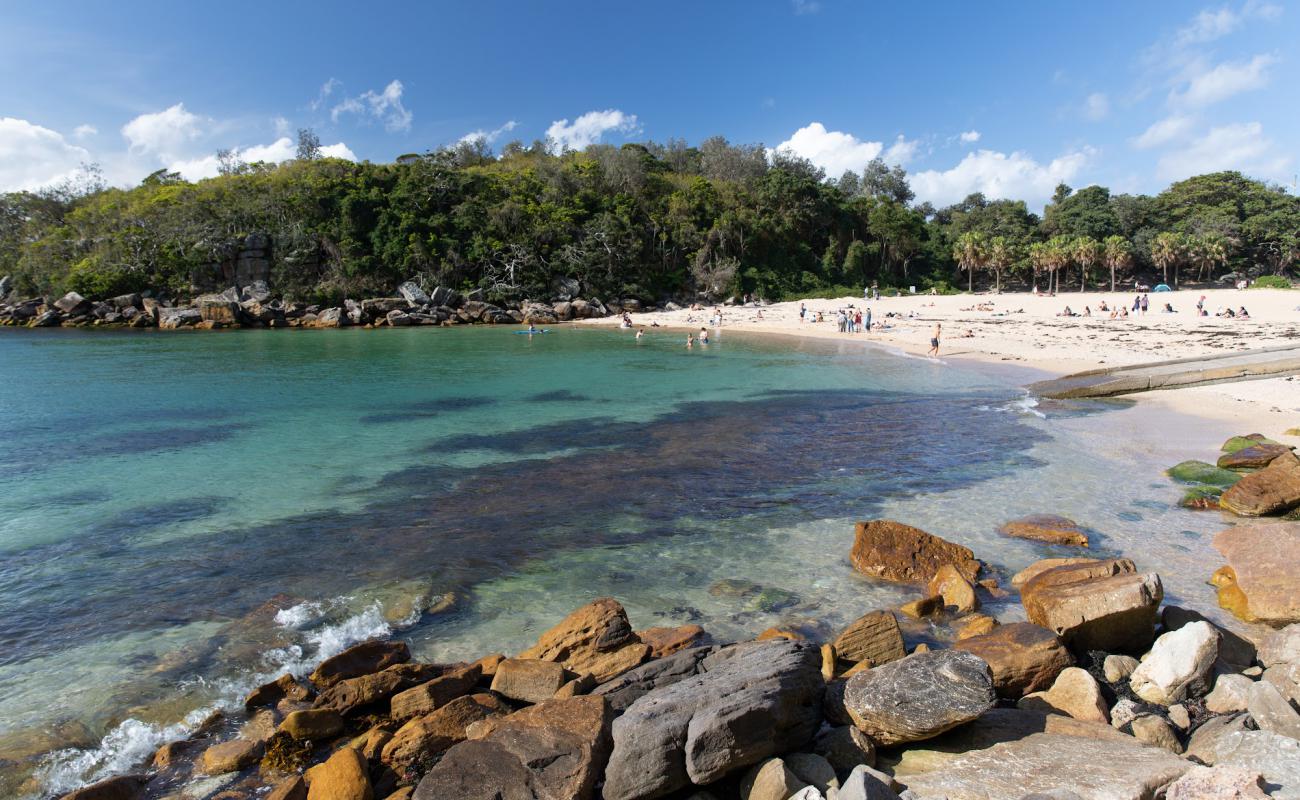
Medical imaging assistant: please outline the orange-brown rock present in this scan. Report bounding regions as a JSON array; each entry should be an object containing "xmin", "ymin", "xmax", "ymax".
[
  {"xmin": 1021, "ymin": 560, "xmax": 1162, "ymax": 653},
  {"xmin": 1220, "ymin": 453, "xmax": 1300, "ymax": 517},
  {"xmin": 305, "ymin": 746, "xmax": 372, "ymax": 800},
  {"xmin": 351, "ymin": 727, "xmax": 392, "ymax": 762},
  {"xmin": 831, "ymin": 610, "xmax": 906, "ymax": 668},
  {"xmin": 389, "ymin": 664, "xmax": 482, "ymax": 721},
  {"xmin": 490, "ymin": 658, "xmax": 571, "ymax": 703},
  {"xmin": 955, "ymin": 614, "xmax": 998, "ymax": 639},
  {"xmin": 245, "ymin": 673, "xmax": 314, "ymax": 710},
  {"xmin": 998, "ymin": 515, "xmax": 1089, "ymax": 547},
  {"xmin": 309, "ymin": 640, "xmax": 410, "ymax": 689},
  {"xmin": 517, "ymin": 598, "xmax": 649, "ymax": 683},
  {"xmin": 1211, "ymin": 522, "xmax": 1300, "ymax": 625},
  {"xmin": 638, "ymin": 624, "xmax": 708, "ymax": 657},
  {"xmin": 1010, "ymin": 558, "xmax": 1098, "ymax": 588},
  {"xmin": 471, "ymin": 653, "xmax": 505, "ymax": 678},
  {"xmin": 56, "ymin": 774, "xmax": 145, "ymax": 800},
  {"xmin": 554, "ymin": 673, "xmax": 597, "ymax": 698},
  {"xmin": 201, "ymin": 738, "xmax": 264, "ymax": 774},
  {"xmin": 928, "ymin": 564, "xmax": 980, "ymax": 613},
  {"xmin": 266, "ymin": 776, "xmax": 306, "ymax": 800},
  {"xmin": 279, "ymin": 709, "xmax": 344, "ymax": 740},
  {"xmin": 953, "ymin": 623, "xmax": 1074, "ymax": 697},
  {"xmin": 381, "ymin": 693, "xmax": 510, "ymax": 774},
  {"xmin": 899, "ymin": 595, "xmax": 943, "ymax": 619},
  {"xmin": 757, "ymin": 626, "xmax": 806, "ymax": 642},
  {"xmin": 1218, "ymin": 443, "xmax": 1294, "ymax": 470},
  {"xmin": 312, "ymin": 670, "xmax": 403, "ymax": 716},
  {"xmin": 849, "ymin": 520, "xmax": 979, "ymax": 584}
]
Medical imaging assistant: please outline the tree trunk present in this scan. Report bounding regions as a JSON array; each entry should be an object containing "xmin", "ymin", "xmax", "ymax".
[
  {"xmin": 1080, "ymin": 263, "xmax": 1086, "ymax": 292},
  {"xmin": 968, "ymin": 265, "xmax": 973, "ymax": 293},
  {"xmin": 995, "ymin": 269, "xmax": 1001, "ymax": 293},
  {"xmin": 1110, "ymin": 265, "xmax": 1115, "ymax": 293}
]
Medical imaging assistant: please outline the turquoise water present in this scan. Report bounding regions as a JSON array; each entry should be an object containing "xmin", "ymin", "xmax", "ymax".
[{"xmin": 0, "ymin": 326, "xmax": 1234, "ymax": 796}]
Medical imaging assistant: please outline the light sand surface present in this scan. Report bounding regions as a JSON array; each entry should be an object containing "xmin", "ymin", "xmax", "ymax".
[{"xmin": 582, "ymin": 287, "xmax": 1300, "ymax": 435}]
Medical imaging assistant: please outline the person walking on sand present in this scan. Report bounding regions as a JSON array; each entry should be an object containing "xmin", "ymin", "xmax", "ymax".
[
  {"xmin": 1140, "ymin": 293, "xmax": 1149, "ymax": 315},
  {"xmin": 800, "ymin": 302, "xmax": 807, "ymax": 323},
  {"xmin": 928, "ymin": 323, "xmax": 941, "ymax": 358},
  {"xmin": 864, "ymin": 307, "xmax": 872, "ymax": 334}
]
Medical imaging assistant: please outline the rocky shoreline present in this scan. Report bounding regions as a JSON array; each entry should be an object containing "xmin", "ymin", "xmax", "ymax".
[
  {"xmin": 47, "ymin": 491, "xmax": 1300, "ymax": 800},
  {"xmin": 0, "ymin": 276, "xmax": 640, "ymax": 331}
]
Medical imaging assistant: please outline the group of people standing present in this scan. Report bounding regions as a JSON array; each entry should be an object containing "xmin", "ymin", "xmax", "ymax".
[{"xmin": 800, "ymin": 302, "xmax": 873, "ymax": 334}]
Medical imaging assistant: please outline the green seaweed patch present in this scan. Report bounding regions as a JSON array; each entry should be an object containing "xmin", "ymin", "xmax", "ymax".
[
  {"xmin": 1221, "ymin": 434, "xmax": 1278, "ymax": 453},
  {"xmin": 1166, "ymin": 460, "xmax": 1242, "ymax": 489},
  {"xmin": 745, "ymin": 587, "xmax": 800, "ymax": 613},
  {"xmin": 261, "ymin": 732, "xmax": 312, "ymax": 773},
  {"xmin": 1179, "ymin": 486, "xmax": 1222, "ymax": 510}
]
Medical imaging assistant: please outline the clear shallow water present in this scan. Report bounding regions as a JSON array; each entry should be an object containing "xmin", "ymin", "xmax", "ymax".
[{"xmin": 0, "ymin": 326, "xmax": 1233, "ymax": 796}]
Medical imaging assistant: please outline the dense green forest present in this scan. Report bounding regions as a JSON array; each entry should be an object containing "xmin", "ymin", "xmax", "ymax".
[{"xmin": 1, "ymin": 133, "xmax": 1297, "ymax": 305}]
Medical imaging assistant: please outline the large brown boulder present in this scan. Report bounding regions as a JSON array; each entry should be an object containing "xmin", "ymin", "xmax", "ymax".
[
  {"xmin": 1021, "ymin": 559, "xmax": 1162, "ymax": 653},
  {"xmin": 1010, "ymin": 557, "xmax": 1098, "ymax": 588},
  {"xmin": 309, "ymin": 640, "xmax": 410, "ymax": 688},
  {"xmin": 390, "ymin": 664, "xmax": 482, "ymax": 720},
  {"xmin": 56, "ymin": 775, "xmax": 145, "ymax": 800},
  {"xmin": 1220, "ymin": 453, "xmax": 1300, "ymax": 517},
  {"xmin": 842, "ymin": 650, "xmax": 995, "ymax": 746},
  {"xmin": 245, "ymin": 673, "xmax": 314, "ymax": 710},
  {"xmin": 312, "ymin": 670, "xmax": 404, "ymax": 716},
  {"xmin": 381, "ymin": 693, "xmax": 511, "ymax": 775},
  {"xmin": 636, "ymin": 625, "xmax": 708, "ymax": 658},
  {"xmin": 998, "ymin": 515, "xmax": 1089, "ymax": 547},
  {"xmin": 305, "ymin": 746, "xmax": 372, "ymax": 800},
  {"xmin": 1218, "ymin": 443, "xmax": 1294, "ymax": 470},
  {"xmin": 201, "ymin": 737, "xmax": 264, "ymax": 774},
  {"xmin": 849, "ymin": 520, "xmax": 979, "ymax": 584},
  {"xmin": 1212, "ymin": 522, "xmax": 1300, "ymax": 625},
  {"xmin": 491, "ymin": 658, "xmax": 571, "ymax": 703},
  {"xmin": 953, "ymin": 623, "xmax": 1074, "ymax": 698},
  {"xmin": 830, "ymin": 610, "xmax": 906, "ymax": 669},
  {"xmin": 518, "ymin": 598, "xmax": 649, "ymax": 683},
  {"xmin": 279, "ymin": 709, "xmax": 344, "ymax": 740},
  {"xmin": 414, "ymin": 695, "xmax": 613, "ymax": 800}
]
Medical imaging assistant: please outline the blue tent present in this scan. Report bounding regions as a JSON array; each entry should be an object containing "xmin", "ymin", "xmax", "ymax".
[{"xmin": 1153, "ymin": 284, "xmax": 1172, "ymax": 292}]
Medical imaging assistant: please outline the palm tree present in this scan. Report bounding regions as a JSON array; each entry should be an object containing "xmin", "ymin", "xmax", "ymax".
[
  {"xmin": 987, "ymin": 236, "xmax": 1013, "ymax": 294},
  {"xmin": 953, "ymin": 231, "xmax": 987, "ymax": 293},
  {"xmin": 1028, "ymin": 242, "xmax": 1051, "ymax": 293},
  {"xmin": 1071, "ymin": 236, "xmax": 1101, "ymax": 292},
  {"xmin": 1191, "ymin": 235, "xmax": 1228, "ymax": 283},
  {"xmin": 1103, "ymin": 235, "xmax": 1133, "ymax": 293},
  {"xmin": 1047, "ymin": 235, "xmax": 1073, "ymax": 295},
  {"xmin": 1151, "ymin": 232, "xmax": 1182, "ymax": 288}
]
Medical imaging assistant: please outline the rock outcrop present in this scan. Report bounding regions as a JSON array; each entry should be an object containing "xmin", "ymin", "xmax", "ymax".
[
  {"xmin": 1020, "ymin": 559, "xmax": 1162, "ymax": 653},
  {"xmin": 1212, "ymin": 522, "xmax": 1300, "ymax": 624},
  {"xmin": 518, "ymin": 598, "xmax": 649, "ymax": 683},
  {"xmin": 998, "ymin": 515, "xmax": 1089, "ymax": 547},
  {"xmin": 848, "ymin": 520, "xmax": 979, "ymax": 584},
  {"xmin": 1220, "ymin": 453, "xmax": 1300, "ymax": 517},
  {"xmin": 953, "ymin": 623, "xmax": 1073, "ymax": 698},
  {"xmin": 841, "ymin": 650, "xmax": 995, "ymax": 745}
]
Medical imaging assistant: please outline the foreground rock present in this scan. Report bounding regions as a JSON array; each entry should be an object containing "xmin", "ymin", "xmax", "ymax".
[
  {"xmin": 602, "ymin": 639, "xmax": 823, "ymax": 800},
  {"xmin": 1019, "ymin": 667, "xmax": 1108, "ymax": 723},
  {"xmin": 1129, "ymin": 620, "xmax": 1219, "ymax": 705},
  {"xmin": 1020, "ymin": 559, "xmax": 1162, "ymax": 653},
  {"xmin": 1219, "ymin": 453, "xmax": 1300, "ymax": 517},
  {"xmin": 305, "ymin": 746, "xmax": 372, "ymax": 800},
  {"xmin": 414, "ymin": 696, "xmax": 612, "ymax": 800},
  {"xmin": 830, "ymin": 611, "xmax": 905, "ymax": 670},
  {"xmin": 56, "ymin": 775, "xmax": 145, "ymax": 800},
  {"xmin": 842, "ymin": 650, "xmax": 995, "ymax": 745},
  {"xmin": 1212, "ymin": 522, "xmax": 1300, "ymax": 625},
  {"xmin": 998, "ymin": 515, "xmax": 1089, "ymax": 547},
  {"xmin": 309, "ymin": 639, "xmax": 410, "ymax": 688},
  {"xmin": 901, "ymin": 732, "xmax": 1192, "ymax": 800},
  {"xmin": 382, "ymin": 693, "xmax": 510, "ymax": 775},
  {"xmin": 1165, "ymin": 765, "xmax": 1268, "ymax": 800},
  {"xmin": 1192, "ymin": 730, "xmax": 1300, "ymax": 799},
  {"xmin": 518, "ymin": 598, "xmax": 649, "ymax": 683},
  {"xmin": 848, "ymin": 520, "xmax": 979, "ymax": 584},
  {"xmin": 952, "ymin": 623, "xmax": 1073, "ymax": 698}
]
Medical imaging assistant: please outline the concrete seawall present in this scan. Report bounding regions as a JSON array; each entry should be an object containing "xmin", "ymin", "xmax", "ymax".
[{"xmin": 1026, "ymin": 344, "xmax": 1300, "ymax": 399}]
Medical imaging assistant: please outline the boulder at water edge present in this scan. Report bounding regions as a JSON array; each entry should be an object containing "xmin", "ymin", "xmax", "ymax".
[
  {"xmin": 305, "ymin": 746, "xmax": 372, "ymax": 800},
  {"xmin": 849, "ymin": 520, "xmax": 979, "ymax": 584},
  {"xmin": 998, "ymin": 515, "xmax": 1089, "ymax": 547},
  {"xmin": 1220, "ymin": 454, "xmax": 1300, "ymax": 517},
  {"xmin": 309, "ymin": 639, "xmax": 410, "ymax": 688},
  {"xmin": 518, "ymin": 598, "xmax": 649, "ymax": 683},
  {"xmin": 56, "ymin": 775, "xmax": 146, "ymax": 800},
  {"xmin": 1218, "ymin": 443, "xmax": 1295, "ymax": 470},
  {"xmin": 953, "ymin": 622, "xmax": 1073, "ymax": 698},
  {"xmin": 1020, "ymin": 559, "xmax": 1162, "ymax": 653},
  {"xmin": 381, "ymin": 693, "xmax": 511, "ymax": 774},
  {"xmin": 1129, "ymin": 620, "xmax": 1219, "ymax": 705},
  {"xmin": 830, "ymin": 611, "xmax": 905, "ymax": 669},
  {"xmin": 842, "ymin": 649, "xmax": 995, "ymax": 746},
  {"xmin": 601, "ymin": 639, "xmax": 823, "ymax": 800},
  {"xmin": 1212, "ymin": 522, "xmax": 1300, "ymax": 624},
  {"xmin": 900, "ymin": 732, "xmax": 1192, "ymax": 800}
]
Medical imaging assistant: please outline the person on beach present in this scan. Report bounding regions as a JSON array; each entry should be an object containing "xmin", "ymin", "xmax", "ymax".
[
  {"xmin": 928, "ymin": 323, "xmax": 941, "ymax": 357},
  {"xmin": 686, "ymin": 333, "xmax": 694, "ymax": 347},
  {"xmin": 635, "ymin": 329, "xmax": 643, "ymax": 340},
  {"xmin": 800, "ymin": 303, "xmax": 806, "ymax": 323},
  {"xmin": 1163, "ymin": 303, "xmax": 1176, "ymax": 313},
  {"xmin": 1197, "ymin": 295, "xmax": 1206, "ymax": 315},
  {"xmin": 1132, "ymin": 295, "xmax": 1141, "ymax": 313},
  {"xmin": 1238, "ymin": 306, "xmax": 1250, "ymax": 319},
  {"xmin": 1098, "ymin": 300, "xmax": 1109, "ymax": 311},
  {"xmin": 854, "ymin": 310, "xmax": 863, "ymax": 333},
  {"xmin": 1140, "ymin": 294, "xmax": 1149, "ymax": 315},
  {"xmin": 864, "ymin": 307, "xmax": 872, "ymax": 334},
  {"xmin": 1083, "ymin": 306, "xmax": 1091, "ymax": 317},
  {"xmin": 699, "ymin": 327, "xmax": 709, "ymax": 344}
]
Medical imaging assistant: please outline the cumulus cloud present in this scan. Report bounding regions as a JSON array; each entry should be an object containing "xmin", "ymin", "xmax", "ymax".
[
  {"xmin": 910, "ymin": 148, "xmax": 1093, "ymax": 209},
  {"xmin": 459, "ymin": 120, "xmax": 518, "ymax": 146},
  {"xmin": 121, "ymin": 103, "xmax": 205, "ymax": 161},
  {"xmin": 1174, "ymin": 53, "xmax": 1276, "ymax": 107},
  {"xmin": 0, "ymin": 117, "xmax": 93, "ymax": 191},
  {"xmin": 273, "ymin": 116, "xmax": 291, "ymax": 137},
  {"xmin": 1132, "ymin": 115, "xmax": 1196, "ymax": 149},
  {"xmin": 167, "ymin": 136, "xmax": 356, "ymax": 181},
  {"xmin": 1082, "ymin": 92, "xmax": 1110, "ymax": 121},
  {"xmin": 1175, "ymin": 1, "xmax": 1281, "ymax": 45},
  {"xmin": 545, "ymin": 109, "xmax": 639, "ymax": 152},
  {"xmin": 775, "ymin": 123, "xmax": 918, "ymax": 177},
  {"xmin": 73, "ymin": 124, "xmax": 98, "ymax": 139},
  {"xmin": 331, "ymin": 79, "xmax": 413, "ymax": 133},
  {"xmin": 958, "ymin": 130, "xmax": 981, "ymax": 144},
  {"xmin": 1156, "ymin": 121, "xmax": 1290, "ymax": 181}
]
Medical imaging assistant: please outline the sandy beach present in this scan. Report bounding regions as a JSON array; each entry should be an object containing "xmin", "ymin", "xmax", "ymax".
[{"xmin": 583, "ymin": 287, "xmax": 1300, "ymax": 436}]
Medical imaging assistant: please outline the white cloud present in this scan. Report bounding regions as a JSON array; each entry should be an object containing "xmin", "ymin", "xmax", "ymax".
[
  {"xmin": 774, "ymin": 123, "xmax": 887, "ymax": 177},
  {"xmin": 1132, "ymin": 115, "xmax": 1196, "ymax": 149},
  {"xmin": 168, "ymin": 136, "xmax": 357, "ymax": 181},
  {"xmin": 1175, "ymin": 1, "xmax": 1281, "ymax": 45},
  {"xmin": 910, "ymin": 148, "xmax": 1093, "ymax": 209},
  {"xmin": 311, "ymin": 78, "xmax": 342, "ymax": 111},
  {"xmin": 1156, "ymin": 121, "xmax": 1290, "ymax": 181},
  {"xmin": 121, "ymin": 103, "xmax": 205, "ymax": 161},
  {"xmin": 459, "ymin": 120, "xmax": 518, "ymax": 146},
  {"xmin": 958, "ymin": 130, "xmax": 981, "ymax": 144},
  {"xmin": 545, "ymin": 109, "xmax": 640, "ymax": 152},
  {"xmin": 1174, "ymin": 53, "xmax": 1276, "ymax": 107},
  {"xmin": 273, "ymin": 116, "xmax": 291, "ymax": 137},
  {"xmin": 1083, "ymin": 92, "xmax": 1110, "ymax": 121},
  {"xmin": 73, "ymin": 124, "xmax": 98, "ymax": 139},
  {"xmin": 791, "ymin": 0, "xmax": 821, "ymax": 14},
  {"xmin": 0, "ymin": 117, "xmax": 93, "ymax": 191},
  {"xmin": 331, "ymin": 79, "xmax": 412, "ymax": 133},
  {"xmin": 884, "ymin": 135, "xmax": 920, "ymax": 165}
]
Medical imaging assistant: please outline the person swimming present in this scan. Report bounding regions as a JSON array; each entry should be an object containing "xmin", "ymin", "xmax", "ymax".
[
  {"xmin": 635, "ymin": 329, "xmax": 643, "ymax": 340},
  {"xmin": 699, "ymin": 327, "xmax": 709, "ymax": 344},
  {"xmin": 686, "ymin": 333, "xmax": 694, "ymax": 348}
]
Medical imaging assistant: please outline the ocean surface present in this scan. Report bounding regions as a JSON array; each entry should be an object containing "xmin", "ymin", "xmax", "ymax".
[{"xmin": 0, "ymin": 325, "xmax": 1235, "ymax": 796}]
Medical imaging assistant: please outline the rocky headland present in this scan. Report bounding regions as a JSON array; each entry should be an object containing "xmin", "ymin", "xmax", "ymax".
[{"xmin": 46, "ymin": 495, "xmax": 1300, "ymax": 800}]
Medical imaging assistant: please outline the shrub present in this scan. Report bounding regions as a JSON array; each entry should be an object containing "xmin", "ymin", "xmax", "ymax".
[{"xmin": 1251, "ymin": 275, "xmax": 1293, "ymax": 289}]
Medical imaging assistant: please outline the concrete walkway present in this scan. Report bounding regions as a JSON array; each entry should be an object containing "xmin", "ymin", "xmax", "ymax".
[{"xmin": 1027, "ymin": 344, "xmax": 1300, "ymax": 399}]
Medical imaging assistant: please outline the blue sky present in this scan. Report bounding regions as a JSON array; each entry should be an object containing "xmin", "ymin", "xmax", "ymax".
[{"xmin": 1, "ymin": 0, "xmax": 1296, "ymax": 208}]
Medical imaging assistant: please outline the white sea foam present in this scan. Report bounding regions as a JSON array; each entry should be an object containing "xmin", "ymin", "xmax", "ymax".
[{"xmin": 33, "ymin": 598, "xmax": 394, "ymax": 798}]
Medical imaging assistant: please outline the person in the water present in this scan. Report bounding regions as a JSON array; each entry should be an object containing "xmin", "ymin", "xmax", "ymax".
[
  {"xmin": 635, "ymin": 328, "xmax": 643, "ymax": 340},
  {"xmin": 686, "ymin": 333, "xmax": 694, "ymax": 348},
  {"xmin": 527, "ymin": 323, "xmax": 538, "ymax": 333},
  {"xmin": 699, "ymin": 327, "xmax": 709, "ymax": 344}
]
